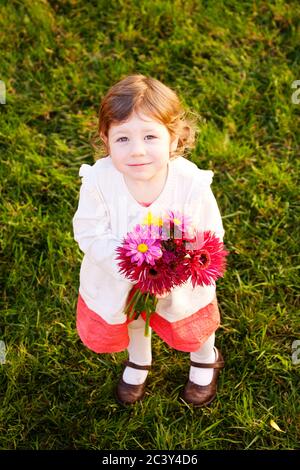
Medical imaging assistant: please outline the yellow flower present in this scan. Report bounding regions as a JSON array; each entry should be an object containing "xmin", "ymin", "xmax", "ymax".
[{"xmin": 142, "ymin": 211, "xmax": 163, "ymax": 227}]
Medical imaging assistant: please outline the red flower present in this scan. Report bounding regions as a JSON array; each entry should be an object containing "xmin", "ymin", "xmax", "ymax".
[{"xmin": 186, "ymin": 231, "xmax": 228, "ymax": 287}]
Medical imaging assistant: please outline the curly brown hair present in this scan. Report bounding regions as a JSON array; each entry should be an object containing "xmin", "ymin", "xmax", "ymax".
[{"xmin": 92, "ymin": 74, "xmax": 198, "ymax": 160}]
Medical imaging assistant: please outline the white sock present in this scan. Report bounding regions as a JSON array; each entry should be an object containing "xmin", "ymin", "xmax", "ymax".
[
  {"xmin": 189, "ymin": 333, "xmax": 216, "ymax": 386},
  {"xmin": 123, "ymin": 316, "xmax": 152, "ymax": 385}
]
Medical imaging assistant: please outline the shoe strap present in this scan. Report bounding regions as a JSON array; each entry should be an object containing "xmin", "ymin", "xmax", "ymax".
[
  {"xmin": 190, "ymin": 360, "xmax": 224, "ymax": 369},
  {"xmin": 190, "ymin": 348, "xmax": 224, "ymax": 369},
  {"xmin": 124, "ymin": 360, "xmax": 151, "ymax": 371}
]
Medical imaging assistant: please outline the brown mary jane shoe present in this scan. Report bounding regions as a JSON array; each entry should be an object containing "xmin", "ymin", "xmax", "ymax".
[
  {"xmin": 116, "ymin": 360, "xmax": 151, "ymax": 405},
  {"xmin": 181, "ymin": 347, "xmax": 224, "ymax": 407}
]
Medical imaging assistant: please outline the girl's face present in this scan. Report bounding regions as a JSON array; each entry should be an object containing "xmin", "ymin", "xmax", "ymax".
[{"xmin": 102, "ymin": 111, "xmax": 179, "ymax": 184}]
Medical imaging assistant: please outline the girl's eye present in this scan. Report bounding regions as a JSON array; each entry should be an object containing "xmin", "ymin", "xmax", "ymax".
[{"xmin": 116, "ymin": 135, "xmax": 156, "ymax": 142}]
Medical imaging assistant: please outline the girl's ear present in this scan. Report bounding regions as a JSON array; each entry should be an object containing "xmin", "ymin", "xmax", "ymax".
[{"xmin": 170, "ymin": 135, "xmax": 179, "ymax": 152}]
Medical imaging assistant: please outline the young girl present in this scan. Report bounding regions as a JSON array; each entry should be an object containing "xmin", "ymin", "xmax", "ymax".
[{"xmin": 73, "ymin": 74, "xmax": 225, "ymax": 407}]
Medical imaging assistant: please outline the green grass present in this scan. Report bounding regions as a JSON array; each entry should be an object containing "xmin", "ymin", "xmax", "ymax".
[{"xmin": 1, "ymin": 0, "xmax": 299, "ymax": 450}]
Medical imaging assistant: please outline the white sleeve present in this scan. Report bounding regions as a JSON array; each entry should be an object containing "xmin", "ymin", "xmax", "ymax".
[
  {"xmin": 72, "ymin": 164, "xmax": 131, "ymax": 284},
  {"xmin": 200, "ymin": 185, "xmax": 225, "ymax": 242},
  {"xmin": 190, "ymin": 171, "xmax": 225, "ymax": 243}
]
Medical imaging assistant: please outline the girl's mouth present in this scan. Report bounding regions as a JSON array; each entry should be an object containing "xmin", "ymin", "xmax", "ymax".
[{"xmin": 128, "ymin": 163, "xmax": 151, "ymax": 167}]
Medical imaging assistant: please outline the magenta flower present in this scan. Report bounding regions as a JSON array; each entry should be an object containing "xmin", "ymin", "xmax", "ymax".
[
  {"xmin": 164, "ymin": 210, "xmax": 194, "ymax": 239},
  {"xmin": 116, "ymin": 224, "xmax": 162, "ymax": 267}
]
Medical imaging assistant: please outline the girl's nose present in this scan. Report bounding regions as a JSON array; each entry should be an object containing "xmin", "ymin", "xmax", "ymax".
[{"xmin": 130, "ymin": 139, "xmax": 146, "ymax": 156}]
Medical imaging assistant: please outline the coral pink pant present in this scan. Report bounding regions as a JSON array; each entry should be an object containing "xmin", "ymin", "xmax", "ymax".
[{"xmin": 76, "ymin": 287, "xmax": 220, "ymax": 354}]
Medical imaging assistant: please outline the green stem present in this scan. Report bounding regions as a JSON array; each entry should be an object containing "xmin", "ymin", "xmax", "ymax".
[
  {"xmin": 126, "ymin": 288, "xmax": 138, "ymax": 311},
  {"xmin": 126, "ymin": 288, "xmax": 142, "ymax": 319},
  {"xmin": 143, "ymin": 293, "xmax": 158, "ymax": 337},
  {"xmin": 126, "ymin": 289, "xmax": 159, "ymax": 336},
  {"xmin": 144, "ymin": 301, "xmax": 150, "ymax": 337}
]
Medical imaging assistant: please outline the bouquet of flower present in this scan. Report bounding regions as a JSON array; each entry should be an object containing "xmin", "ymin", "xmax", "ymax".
[{"xmin": 116, "ymin": 210, "xmax": 228, "ymax": 336}]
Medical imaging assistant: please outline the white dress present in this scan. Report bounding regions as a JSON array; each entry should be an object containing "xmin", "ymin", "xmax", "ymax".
[{"xmin": 73, "ymin": 155, "xmax": 225, "ymax": 329}]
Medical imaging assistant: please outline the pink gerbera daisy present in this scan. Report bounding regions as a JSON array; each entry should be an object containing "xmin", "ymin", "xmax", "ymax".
[
  {"xmin": 163, "ymin": 210, "xmax": 194, "ymax": 240},
  {"xmin": 116, "ymin": 224, "xmax": 163, "ymax": 267}
]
